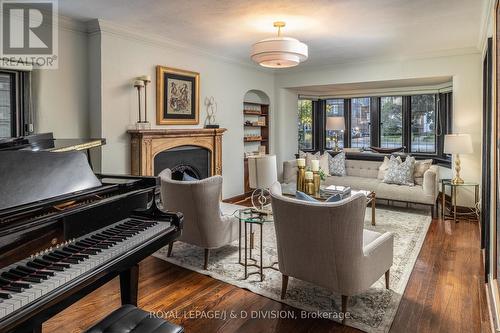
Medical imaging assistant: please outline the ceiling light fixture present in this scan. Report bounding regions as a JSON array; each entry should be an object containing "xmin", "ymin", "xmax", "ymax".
[{"xmin": 251, "ymin": 21, "xmax": 308, "ymax": 68}]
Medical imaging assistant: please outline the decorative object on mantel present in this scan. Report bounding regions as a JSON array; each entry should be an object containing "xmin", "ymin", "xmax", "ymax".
[
  {"xmin": 128, "ymin": 128, "xmax": 226, "ymax": 176},
  {"xmin": 203, "ymin": 96, "xmax": 219, "ymax": 128},
  {"xmin": 139, "ymin": 75, "xmax": 151, "ymax": 125},
  {"xmin": 156, "ymin": 66, "xmax": 199, "ymax": 125},
  {"xmin": 444, "ymin": 133, "xmax": 473, "ymax": 184},
  {"xmin": 247, "ymin": 155, "xmax": 277, "ymax": 213},
  {"xmin": 251, "ymin": 21, "xmax": 308, "ymax": 68},
  {"xmin": 133, "ymin": 80, "xmax": 150, "ymax": 130},
  {"xmin": 326, "ymin": 116, "xmax": 345, "ymax": 152}
]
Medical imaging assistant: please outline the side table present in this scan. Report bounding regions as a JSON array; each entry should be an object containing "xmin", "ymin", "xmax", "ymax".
[
  {"xmin": 441, "ymin": 179, "xmax": 479, "ymax": 223},
  {"xmin": 237, "ymin": 208, "xmax": 278, "ymax": 281}
]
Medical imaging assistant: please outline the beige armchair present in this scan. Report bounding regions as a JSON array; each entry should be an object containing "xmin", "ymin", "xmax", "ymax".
[
  {"xmin": 159, "ymin": 169, "xmax": 242, "ymax": 269},
  {"xmin": 269, "ymin": 182, "xmax": 394, "ymax": 324}
]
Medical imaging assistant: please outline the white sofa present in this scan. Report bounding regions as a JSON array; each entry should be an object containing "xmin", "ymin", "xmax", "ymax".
[{"xmin": 283, "ymin": 158, "xmax": 440, "ymax": 215}]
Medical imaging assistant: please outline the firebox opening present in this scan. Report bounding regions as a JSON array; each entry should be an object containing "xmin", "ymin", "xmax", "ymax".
[{"xmin": 154, "ymin": 145, "xmax": 211, "ymax": 180}]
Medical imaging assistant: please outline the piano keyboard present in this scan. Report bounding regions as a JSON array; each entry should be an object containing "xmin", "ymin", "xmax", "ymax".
[{"xmin": 0, "ymin": 218, "xmax": 171, "ymax": 319}]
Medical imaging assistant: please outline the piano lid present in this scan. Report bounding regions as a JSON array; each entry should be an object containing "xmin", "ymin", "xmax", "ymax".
[{"xmin": 0, "ymin": 150, "xmax": 102, "ymax": 211}]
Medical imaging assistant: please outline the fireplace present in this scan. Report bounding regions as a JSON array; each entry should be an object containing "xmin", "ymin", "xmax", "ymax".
[
  {"xmin": 128, "ymin": 128, "xmax": 226, "ymax": 177},
  {"xmin": 154, "ymin": 146, "xmax": 211, "ymax": 180}
]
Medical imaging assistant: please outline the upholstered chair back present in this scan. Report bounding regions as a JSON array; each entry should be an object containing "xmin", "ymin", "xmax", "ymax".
[
  {"xmin": 270, "ymin": 182, "xmax": 368, "ymax": 293},
  {"xmin": 159, "ymin": 169, "xmax": 234, "ymax": 249}
]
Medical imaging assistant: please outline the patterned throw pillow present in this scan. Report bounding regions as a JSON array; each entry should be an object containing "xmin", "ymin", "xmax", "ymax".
[
  {"xmin": 328, "ymin": 152, "xmax": 346, "ymax": 176},
  {"xmin": 377, "ymin": 155, "xmax": 402, "ymax": 180},
  {"xmin": 383, "ymin": 156, "xmax": 415, "ymax": 186},
  {"xmin": 319, "ymin": 152, "xmax": 330, "ymax": 176},
  {"xmin": 413, "ymin": 159, "xmax": 433, "ymax": 185},
  {"xmin": 299, "ymin": 151, "xmax": 320, "ymax": 168}
]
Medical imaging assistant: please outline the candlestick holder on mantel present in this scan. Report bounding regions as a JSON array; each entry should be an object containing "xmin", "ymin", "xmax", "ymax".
[{"xmin": 132, "ymin": 75, "xmax": 152, "ymax": 130}]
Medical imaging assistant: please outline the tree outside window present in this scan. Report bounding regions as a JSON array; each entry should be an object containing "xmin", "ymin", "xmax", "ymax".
[
  {"xmin": 380, "ymin": 96, "xmax": 403, "ymax": 148},
  {"xmin": 411, "ymin": 95, "xmax": 436, "ymax": 153},
  {"xmin": 298, "ymin": 99, "xmax": 313, "ymax": 150}
]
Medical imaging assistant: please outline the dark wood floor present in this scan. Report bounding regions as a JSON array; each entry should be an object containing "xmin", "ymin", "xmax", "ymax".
[{"xmin": 44, "ymin": 216, "xmax": 491, "ymax": 333}]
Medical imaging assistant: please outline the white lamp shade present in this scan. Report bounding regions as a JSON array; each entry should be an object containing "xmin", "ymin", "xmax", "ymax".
[
  {"xmin": 251, "ymin": 37, "xmax": 308, "ymax": 68},
  {"xmin": 326, "ymin": 116, "xmax": 345, "ymax": 131},
  {"xmin": 248, "ymin": 155, "xmax": 277, "ymax": 189},
  {"xmin": 444, "ymin": 134, "xmax": 473, "ymax": 154}
]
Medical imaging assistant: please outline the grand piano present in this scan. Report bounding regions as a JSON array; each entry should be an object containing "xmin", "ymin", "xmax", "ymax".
[{"xmin": 0, "ymin": 150, "xmax": 183, "ymax": 333}]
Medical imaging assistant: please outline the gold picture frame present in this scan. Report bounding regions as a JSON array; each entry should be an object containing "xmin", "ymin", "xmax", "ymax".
[{"xmin": 156, "ymin": 66, "xmax": 200, "ymax": 125}]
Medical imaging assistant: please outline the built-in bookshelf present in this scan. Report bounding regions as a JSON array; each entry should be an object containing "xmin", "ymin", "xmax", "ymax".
[{"xmin": 243, "ymin": 101, "xmax": 269, "ymax": 193}]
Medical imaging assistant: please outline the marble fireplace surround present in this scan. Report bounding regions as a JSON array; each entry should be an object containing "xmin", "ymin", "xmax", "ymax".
[{"xmin": 128, "ymin": 128, "xmax": 226, "ymax": 176}]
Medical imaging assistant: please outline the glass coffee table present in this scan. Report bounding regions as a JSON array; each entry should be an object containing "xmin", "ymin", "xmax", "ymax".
[
  {"xmin": 280, "ymin": 182, "xmax": 377, "ymax": 226},
  {"xmin": 237, "ymin": 208, "xmax": 278, "ymax": 281}
]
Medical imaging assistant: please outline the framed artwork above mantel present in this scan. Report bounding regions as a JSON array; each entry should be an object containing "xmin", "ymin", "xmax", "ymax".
[{"xmin": 156, "ymin": 65, "xmax": 200, "ymax": 125}]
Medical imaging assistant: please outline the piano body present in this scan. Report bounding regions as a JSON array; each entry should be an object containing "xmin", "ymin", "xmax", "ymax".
[{"xmin": 0, "ymin": 150, "xmax": 183, "ymax": 333}]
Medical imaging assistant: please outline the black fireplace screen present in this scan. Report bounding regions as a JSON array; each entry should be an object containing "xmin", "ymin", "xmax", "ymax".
[{"xmin": 154, "ymin": 145, "xmax": 211, "ymax": 180}]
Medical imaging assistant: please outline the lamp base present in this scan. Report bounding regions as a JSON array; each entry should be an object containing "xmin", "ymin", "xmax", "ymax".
[{"xmin": 451, "ymin": 176, "xmax": 464, "ymax": 185}]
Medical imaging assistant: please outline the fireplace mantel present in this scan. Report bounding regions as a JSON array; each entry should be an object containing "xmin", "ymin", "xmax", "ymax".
[{"xmin": 128, "ymin": 128, "xmax": 226, "ymax": 176}]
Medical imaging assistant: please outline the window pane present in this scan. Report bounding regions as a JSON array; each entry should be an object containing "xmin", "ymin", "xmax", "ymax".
[
  {"xmin": 298, "ymin": 99, "xmax": 313, "ymax": 150},
  {"xmin": 380, "ymin": 96, "xmax": 403, "ymax": 148},
  {"xmin": 411, "ymin": 95, "xmax": 436, "ymax": 153},
  {"xmin": 351, "ymin": 97, "xmax": 371, "ymax": 148},
  {"xmin": 0, "ymin": 74, "xmax": 12, "ymax": 138},
  {"xmin": 325, "ymin": 99, "xmax": 344, "ymax": 149}
]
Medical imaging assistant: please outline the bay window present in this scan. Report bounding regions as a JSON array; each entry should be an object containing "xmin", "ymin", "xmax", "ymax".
[
  {"xmin": 351, "ymin": 97, "xmax": 371, "ymax": 148},
  {"xmin": 380, "ymin": 96, "xmax": 403, "ymax": 148}
]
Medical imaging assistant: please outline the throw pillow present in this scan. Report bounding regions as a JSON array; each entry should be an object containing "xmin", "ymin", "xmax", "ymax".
[
  {"xmin": 383, "ymin": 156, "xmax": 415, "ymax": 186},
  {"xmin": 299, "ymin": 151, "xmax": 320, "ymax": 168},
  {"xmin": 182, "ymin": 173, "xmax": 198, "ymax": 181},
  {"xmin": 295, "ymin": 191, "xmax": 318, "ymax": 202},
  {"xmin": 326, "ymin": 194, "xmax": 342, "ymax": 202},
  {"xmin": 413, "ymin": 159, "xmax": 433, "ymax": 185},
  {"xmin": 378, "ymin": 155, "xmax": 402, "ymax": 180},
  {"xmin": 328, "ymin": 152, "xmax": 346, "ymax": 176},
  {"xmin": 319, "ymin": 152, "xmax": 331, "ymax": 176}
]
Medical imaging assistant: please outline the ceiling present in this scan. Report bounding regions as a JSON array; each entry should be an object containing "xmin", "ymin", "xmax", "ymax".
[{"xmin": 59, "ymin": 0, "xmax": 487, "ymax": 69}]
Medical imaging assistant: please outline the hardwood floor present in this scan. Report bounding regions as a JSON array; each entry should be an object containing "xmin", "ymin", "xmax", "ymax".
[{"xmin": 44, "ymin": 216, "xmax": 490, "ymax": 333}]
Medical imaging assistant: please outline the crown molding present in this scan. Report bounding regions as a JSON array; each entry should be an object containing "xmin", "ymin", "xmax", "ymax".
[
  {"xmin": 478, "ymin": 0, "xmax": 495, "ymax": 54},
  {"xmin": 86, "ymin": 19, "xmax": 272, "ymax": 74},
  {"xmin": 275, "ymin": 47, "xmax": 481, "ymax": 75}
]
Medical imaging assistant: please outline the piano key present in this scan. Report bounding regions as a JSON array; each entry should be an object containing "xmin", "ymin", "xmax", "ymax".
[
  {"xmin": 0, "ymin": 291, "xmax": 12, "ymax": 299},
  {"xmin": 2, "ymin": 286, "xmax": 23, "ymax": 293}
]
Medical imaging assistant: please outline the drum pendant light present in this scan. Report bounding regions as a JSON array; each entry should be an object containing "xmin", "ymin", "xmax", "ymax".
[{"xmin": 251, "ymin": 21, "xmax": 308, "ymax": 68}]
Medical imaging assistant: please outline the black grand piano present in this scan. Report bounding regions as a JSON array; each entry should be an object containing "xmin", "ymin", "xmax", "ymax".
[{"xmin": 0, "ymin": 150, "xmax": 183, "ymax": 333}]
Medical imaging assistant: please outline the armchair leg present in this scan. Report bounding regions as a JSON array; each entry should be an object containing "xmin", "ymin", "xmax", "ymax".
[
  {"xmin": 167, "ymin": 242, "xmax": 174, "ymax": 257},
  {"xmin": 281, "ymin": 275, "xmax": 289, "ymax": 300},
  {"xmin": 204, "ymin": 249, "xmax": 210, "ymax": 270},
  {"xmin": 341, "ymin": 295, "xmax": 348, "ymax": 325},
  {"xmin": 385, "ymin": 269, "xmax": 390, "ymax": 289}
]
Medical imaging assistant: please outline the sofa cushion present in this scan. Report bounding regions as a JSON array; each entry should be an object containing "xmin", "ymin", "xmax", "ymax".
[
  {"xmin": 319, "ymin": 152, "xmax": 330, "ymax": 176},
  {"xmin": 376, "ymin": 182, "xmax": 433, "ymax": 204},
  {"xmin": 323, "ymin": 176, "xmax": 380, "ymax": 192},
  {"xmin": 329, "ymin": 152, "xmax": 346, "ymax": 176},
  {"xmin": 345, "ymin": 160, "xmax": 381, "ymax": 179}
]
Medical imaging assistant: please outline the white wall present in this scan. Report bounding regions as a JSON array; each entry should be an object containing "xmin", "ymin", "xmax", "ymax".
[
  {"xmin": 96, "ymin": 22, "xmax": 274, "ymax": 198},
  {"xmin": 33, "ymin": 22, "xmax": 89, "ymax": 138},
  {"xmin": 274, "ymin": 53, "xmax": 483, "ymax": 206}
]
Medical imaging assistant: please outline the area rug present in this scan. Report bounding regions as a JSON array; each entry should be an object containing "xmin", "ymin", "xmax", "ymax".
[{"xmin": 154, "ymin": 205, "xmax": 431, "ymax": 333}]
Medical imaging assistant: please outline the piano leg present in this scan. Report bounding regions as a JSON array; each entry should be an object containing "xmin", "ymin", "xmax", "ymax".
[{"xmin": 120, "ymin": 264, "xmax": 139, "ymax": 306}]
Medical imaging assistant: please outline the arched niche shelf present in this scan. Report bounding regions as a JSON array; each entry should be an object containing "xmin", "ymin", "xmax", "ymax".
[{"xmin": 242, "ymin": 89, "xmax": 271, "ymax": 193}]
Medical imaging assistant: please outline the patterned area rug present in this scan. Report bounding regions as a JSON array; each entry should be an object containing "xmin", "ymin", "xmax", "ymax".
[{"xmin": 154, "ymin": 205, "xmax": 431, "ymax": 333}]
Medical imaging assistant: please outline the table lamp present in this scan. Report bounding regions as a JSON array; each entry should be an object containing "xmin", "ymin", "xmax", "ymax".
[
  {"xmin": 248, "ymin": 155, "xmax": 278, "ymax": 212},
  {"xmin": 326, "ymin": 116, "xmax": 345, "ymax": 151},
  {"xmin": 444, "ymin": 134, "xmax": 473, "ymax": 184}
]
